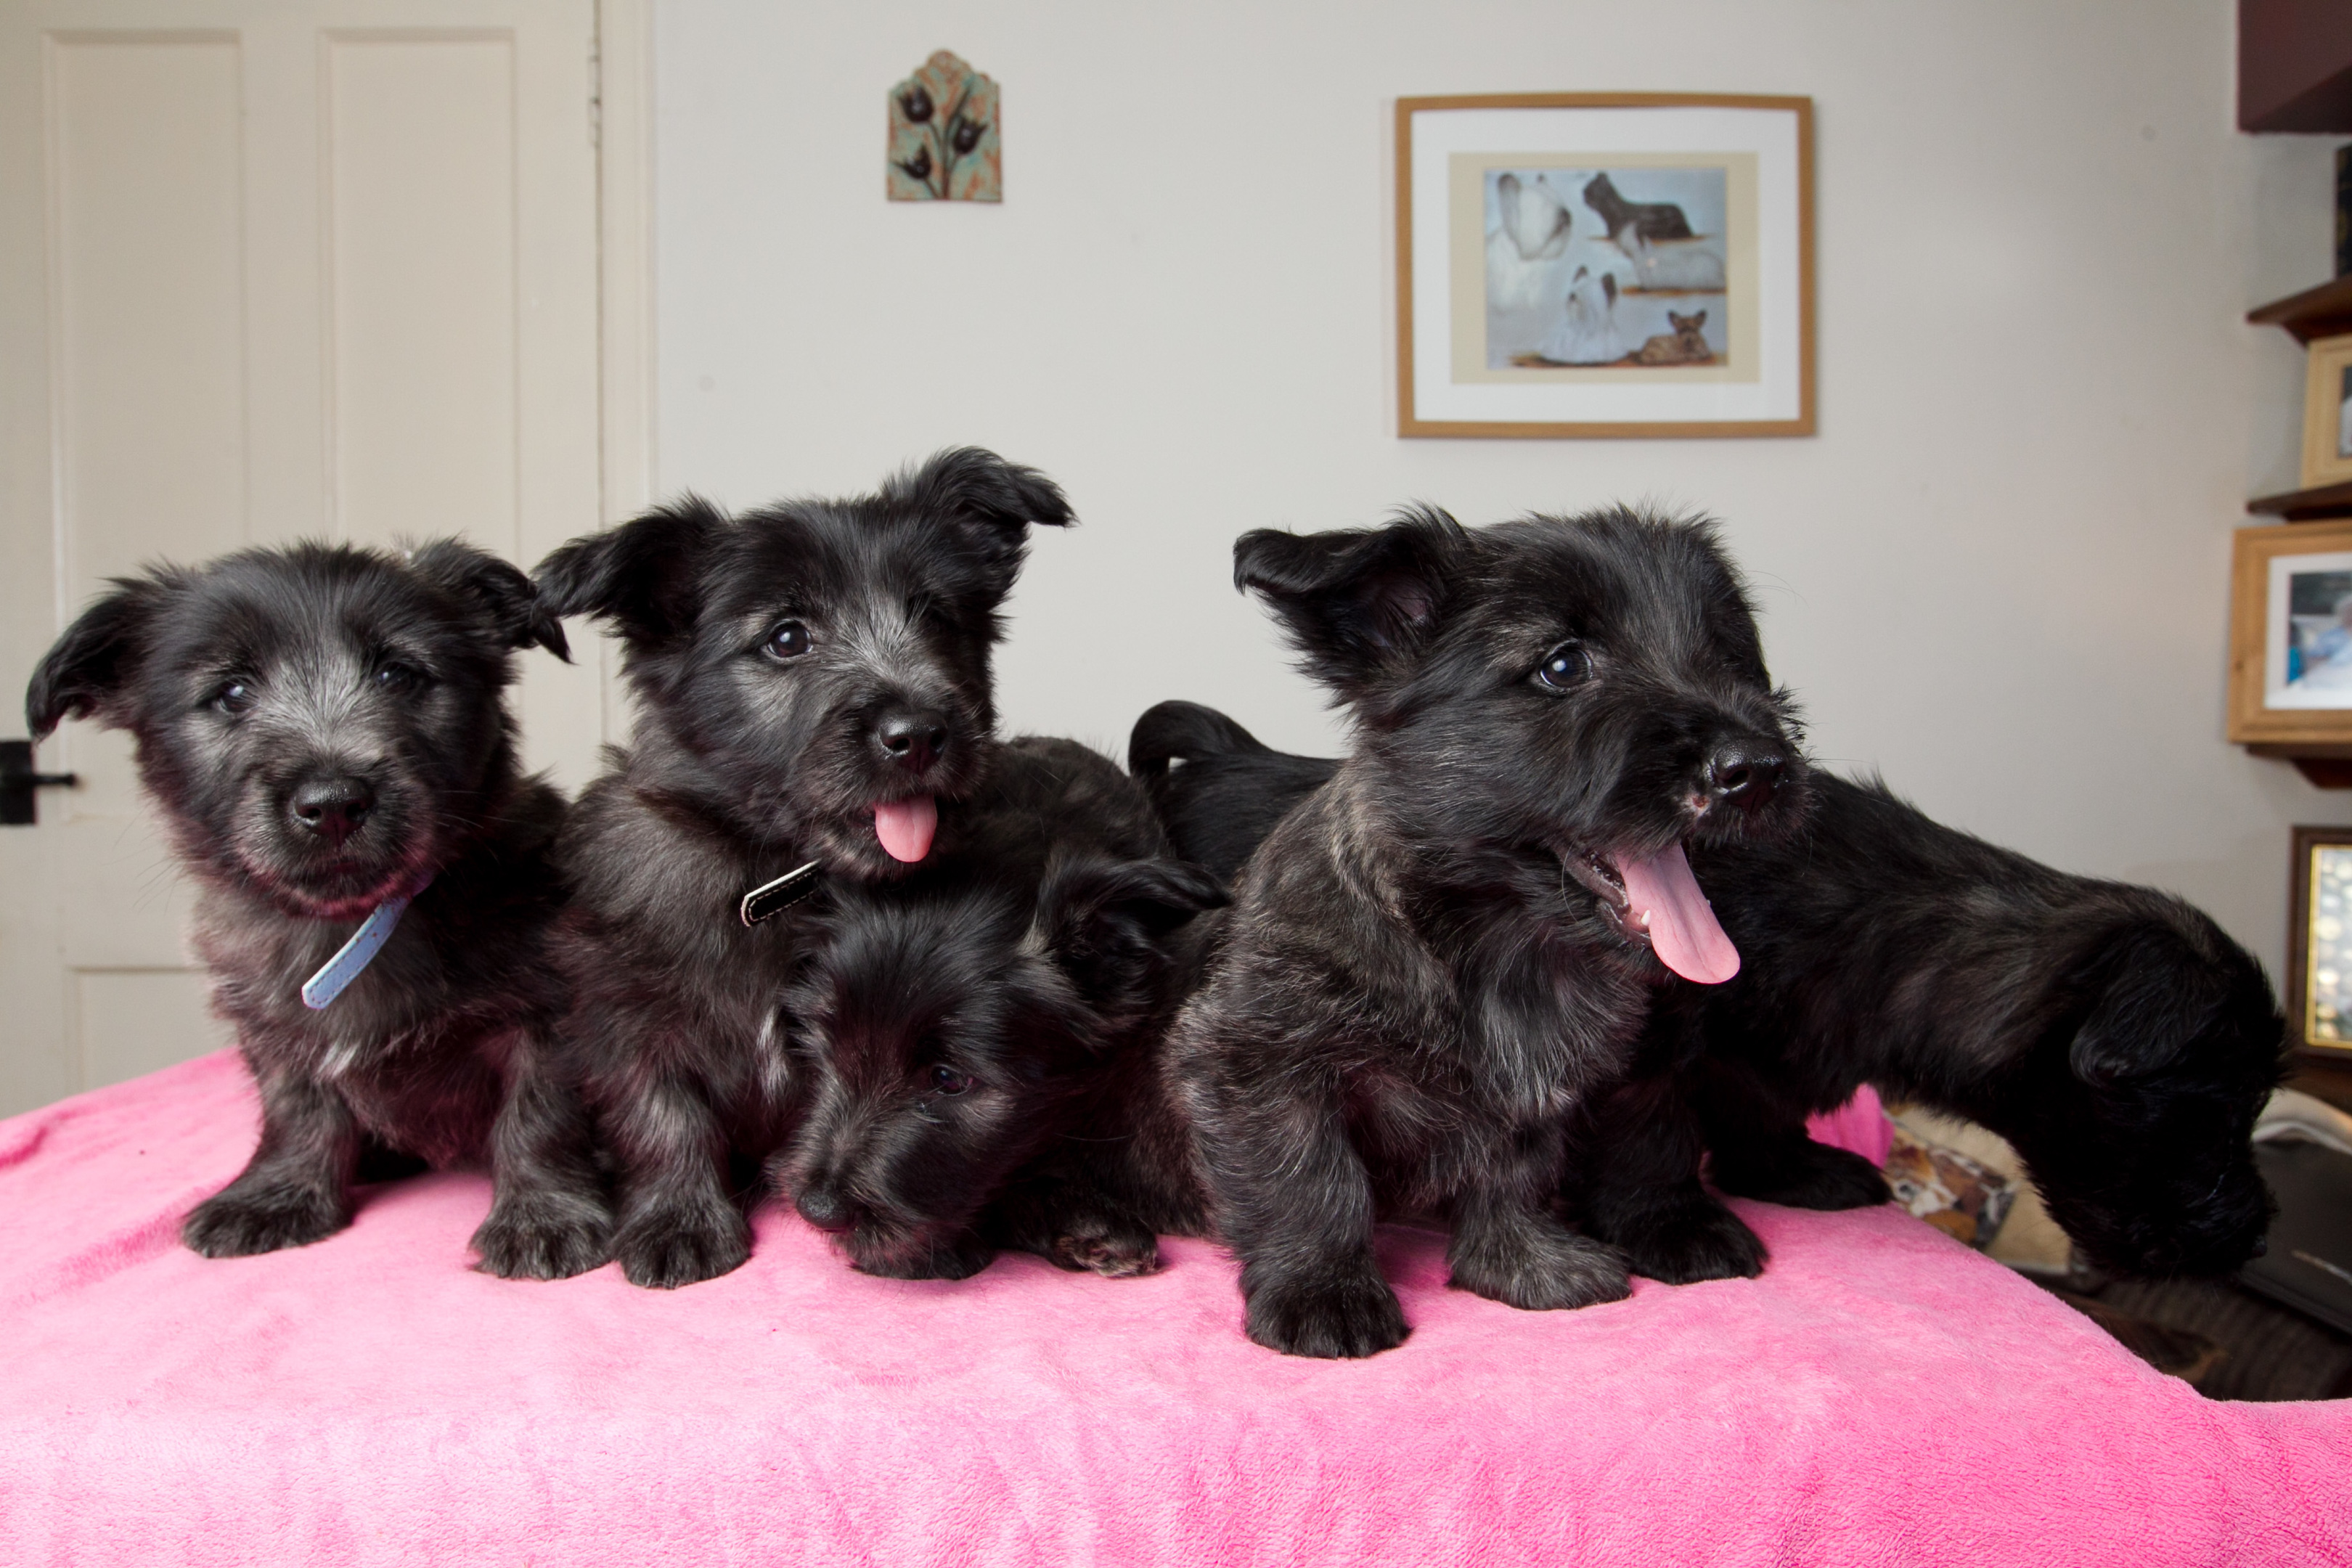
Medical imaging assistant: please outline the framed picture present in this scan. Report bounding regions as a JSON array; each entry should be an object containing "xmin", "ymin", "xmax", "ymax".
[
  {"xmin": 2287, "ymin": 825, "xmax": 2352, "ymax": 1058},
  {"xmin": 2228, "ymin": 521, "xmax": 2352, "ymax": 749},
  {"xmin": 2300, "ymin": 334, "xmax": 2352, "ymax": 490},
  {"xmin": 1395, "ymin": 93, "xmax": 1814, "ymax": 439}
]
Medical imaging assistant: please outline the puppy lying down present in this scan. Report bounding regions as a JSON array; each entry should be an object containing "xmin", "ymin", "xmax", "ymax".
[{"xmin": 779, "ymin": 737, "xmax": 1222, "ymax": 1281}]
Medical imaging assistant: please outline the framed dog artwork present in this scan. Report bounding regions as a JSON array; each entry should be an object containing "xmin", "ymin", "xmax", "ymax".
[
  {"xmin": 2287, "ymin": 825, "xmax": 2352, "ymax": 1058},
  {"xmin": 2228, "ymin": 521, "xmax": 2352, "ymax": 753},
  {"xmin": 1395, "ymin": 94, "xmax": 1815, "ymax": 439}
]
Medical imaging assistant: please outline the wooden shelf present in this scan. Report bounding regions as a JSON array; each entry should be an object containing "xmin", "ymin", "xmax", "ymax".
[
  {"xmin": 2249, "ymin": 478, "xmax": 2352, "ymax": 521},
  {"xmin": 2247, "ymin": 275, "xmax": 2352, "ymax": 345}
]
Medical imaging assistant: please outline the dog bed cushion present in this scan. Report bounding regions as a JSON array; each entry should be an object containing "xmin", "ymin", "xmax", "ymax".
[{"xmin": 1, "ymin": 1053, "xmax": 2345, "ymax": 1567}]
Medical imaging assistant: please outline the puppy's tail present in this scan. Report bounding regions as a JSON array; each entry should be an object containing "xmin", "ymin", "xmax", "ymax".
[{"xmin": 1127, "ymin": 701, "xmax": 1271, "ymax": 782}]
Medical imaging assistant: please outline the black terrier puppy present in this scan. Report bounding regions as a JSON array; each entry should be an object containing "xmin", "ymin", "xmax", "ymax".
[
  {"xmin": 1569, "ymin": 772, "xmax": 2284, "ymax": 1285},
  {"xmin": 1169, "ymin": 505, "xmax": 1809, "ymax": 1357},
  {"xmin": 486, "ymin": 449, "xmax": 1074, "ymax": 1289},
  {"xmin": 779, "ymin": 738, "xmax": 1222, "ymax": 1281},
  {"xmin": 1135, "ymin": 711, "xmax": 2286, "ymax": 1287},
  {"xmin": 25, "ymin": 541, "xmax": 576, "ymax": 1259}
]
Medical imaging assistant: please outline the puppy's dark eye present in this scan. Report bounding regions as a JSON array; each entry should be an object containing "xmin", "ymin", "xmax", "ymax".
[
  {"xmin": 374, "ymin": 662, "xmax": 427, "ymax": 694},
  {"xmin": 763, "ymin": 621, "xmax": 813, "ymax": 660},
  {"xmin": 1535, "ymin": 641, "xmax": 1592, "ymax": 692},
  {"xmin": 927, "ymin": 1064, "xmax": 973, "ymax": 1096},
  {"xmin": 211, "ymin": 679, "xmax": 256, "ymax": 716}
]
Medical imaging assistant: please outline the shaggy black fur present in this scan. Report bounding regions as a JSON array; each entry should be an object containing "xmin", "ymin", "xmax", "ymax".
[
  {"xmin": 777, "ymin": 738, "xmax": 1222, "ymax": 1281},
  {"xmin": 1135, "ymin": 709, "xmax": 2287, "ymax": 1289},
  {"xmin": 485, "ymin": 449, "xmax": 1075, "ymax": 1289},
  {"xmin": 1167, "ymin": 505, "xmax": 1809, "ymax": 1357},
  {"xmin": 1570, "ymin": 773, "xmax": 2287, "ymax": 1286},
  {"xmin": 24, "ymin": 540, "xmax": 576, "ymax": 1259}
]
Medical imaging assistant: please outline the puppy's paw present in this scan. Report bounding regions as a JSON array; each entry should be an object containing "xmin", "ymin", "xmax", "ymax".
[
  {"xmin": 1616, "ymin": 1199, "xmax": 1767, "ymax": 1284},
  {"xmin": 184, "ymin": 1183, "xmax": 348, "ymax": 1257},
  {"xmin": 1450, "ymin": 1219, "xmax": 1630, "ymax": 1311},
  {"xmin": 1244, "ymin": 1267, "xmax": 1409, "ymax": 1358},
  {"xmin": 1050, "ymin": 1220, "xmax": 1161, "ymax": 1278},
  {"xmin": 472, "ymin": 1198, "xmax": 613, "ymax": 1281},
  {"xmin": 614, "ymin": 1207, "xmax": 749, "ymax": 1289},
  {"xmin": 1715, "ymin": 1141, "xmax": 1891, "ymax": 1211},
  {"xmin": 854, "ymin": 1228, "xmax": 996, "ymax": 1281}
]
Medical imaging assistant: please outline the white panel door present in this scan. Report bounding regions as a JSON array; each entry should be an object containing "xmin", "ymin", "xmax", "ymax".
[{"xmin": 0, "ymin": 0, "xmax": 615, "ymax": 1116}]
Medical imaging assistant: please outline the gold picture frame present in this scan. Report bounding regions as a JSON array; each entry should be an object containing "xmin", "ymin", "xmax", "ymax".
[
  {"xmin": 1395, "ymin": 93, "xmax": 1815, "ymax": 439},
  {"xmin": 2287, "ymin": 825, "xmax": 2352, "ymax": 1058},
  {"xmin": 2300, "ymin": 334, "xmax": 2352, "ymax": 490},
  {"xmin": 2228, "ymin": 520, "xmax": 2352, "ymax": 751}
]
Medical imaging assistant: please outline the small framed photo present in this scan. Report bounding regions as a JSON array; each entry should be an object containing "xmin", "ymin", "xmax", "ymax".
[
  {"xmin": 1395, "ymin": 93, "xmax": 1814, "ymax": 439},
  {"xmin": 2228, "ymin": 520, "xmax": 2352, "ymax": 748},
  {"xmin": 2288, "ymin": 825, "xmax": 2352, "ymax": 1058},
  {"xmin": 2300, "ymin": 334, "xmax": 2352, "ymax": 491}
]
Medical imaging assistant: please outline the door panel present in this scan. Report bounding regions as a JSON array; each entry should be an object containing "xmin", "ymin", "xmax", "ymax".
[{"xmin": 0, "ymin": 0, "xmax": 610, "ymax": 1117}]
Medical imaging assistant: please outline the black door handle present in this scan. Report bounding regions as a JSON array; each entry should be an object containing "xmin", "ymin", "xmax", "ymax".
[{"xmin": 1, "ymin": 740, "xmax": 79, "ymax": 825}]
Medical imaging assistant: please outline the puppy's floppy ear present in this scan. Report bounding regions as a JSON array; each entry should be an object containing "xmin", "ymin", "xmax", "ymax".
[
  {"xmin": 2069, "ymin": 921, "xmax": 2234, "ymax": 1085},
  {"xmin": 26, "ymin": 574, "xmax": 175, "ymax": 739},
  {"xmin": 885, "ymin": 447, "xmax": 1074, "ymax": 585},
  {"xmin": 1233, "ymin": 505, "xmax": 1468, "ymax": 701},
  {"xmin": 408, "ymin": 539, "xmax": 569, "ymax": 661},
  {"xmin": 1032, "ymin": 852, "xmax": 1226, "ymax": 1025},
  {"xmin": 533, "ymin": 497, "xmax": 722, "ymax": 650}
]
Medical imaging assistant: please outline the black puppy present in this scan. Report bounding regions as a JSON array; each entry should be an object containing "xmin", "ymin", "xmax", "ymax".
[
  {"xmin": 1572, "ymin": 772, "xmax": 2284, "ymax": 1285},
  {"xmin": 1169, "ymin": 505, "xmax": 1808, "ymax": 1357},
  {"xmin": 779, "ymin": 738, "xmax": 1222, "ymax": 1281},
  {"xmin": 1135, "ymin": 713, "xmax": 2286, "ymax": 1287},
  {"xmin": 485, "ymin": 449, "xmax": 1074, "ymax": 1289},
  {"xmin": 25, "ymin": 541, "xmax": 576, "ymax": 1259}
]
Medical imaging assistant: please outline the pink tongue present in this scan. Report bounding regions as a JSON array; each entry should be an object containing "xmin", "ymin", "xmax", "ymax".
[
  {"xmin": 1609, "ymin": 841, "xmax": 1740, "ymax": 984},
  {"xmin": 873, "ymin": 796, "xmax": 937, "ymax": 863}
]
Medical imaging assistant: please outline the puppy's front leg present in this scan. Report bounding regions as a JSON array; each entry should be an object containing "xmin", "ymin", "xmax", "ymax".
[
  {"xmin": 1694, "ymin": 1059, "xmax": 1892, "ymax": 1212},
  {"xmin": 1447, "ymin": 1123, "xmax": 1630, "ymax": 1310},
  {"xmin": 608, "ymin": 1075, "xmax": 748, "ymax": 1289},
  {"xmin": 184, "ymin": 1064, "xmax": 359, "ymax": 1257},
  {"xmin": 473, "ymin": 1051, "xmax": 613, "ymax": 1281},
  {"xmin": 1575, "ymin": 1071, "xmax": 1766, "ymax": 1284},
  {"xmin": 1202, "ymin": 1078, "xmax": 1407, "ymax": 1358}
]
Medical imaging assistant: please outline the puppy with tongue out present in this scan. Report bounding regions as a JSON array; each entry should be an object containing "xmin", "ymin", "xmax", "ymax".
[
  {"xmin": 482, "ymin": 449, "xmax": 1074, "ymax": 1291},
  {"xmin": 1168, "ymin": 502, "xmax": 1808, "ymax": 1357}
]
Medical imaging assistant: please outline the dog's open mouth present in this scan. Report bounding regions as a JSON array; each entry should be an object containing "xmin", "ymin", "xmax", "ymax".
[{"xmin": 1565, "ymin": 841, "xmax": 1740, "ymax": 984}]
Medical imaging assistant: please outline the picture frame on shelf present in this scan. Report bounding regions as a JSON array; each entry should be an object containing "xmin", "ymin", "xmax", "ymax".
[
  {"xmin": 1395, "ymin": 93, "xmax": 1814, "ymax": 439},
  {"xmin": 2287, "ymin": 825, "xmax": 2352, "ymax": 1058},
  {"xmin": 2228, "ymin": 520, "xmax": 2352, "ymax": 751},
  {"xmin": 2300, "ymin": 334, "xmax": 2352, "ymax": 491}
]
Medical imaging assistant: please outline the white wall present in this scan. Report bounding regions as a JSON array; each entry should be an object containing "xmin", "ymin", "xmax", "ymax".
[{"xmin": 653, "ymin": 0, "xmax": 2350, "ymax": 984}]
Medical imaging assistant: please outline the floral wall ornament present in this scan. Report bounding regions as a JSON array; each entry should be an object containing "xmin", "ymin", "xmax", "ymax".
[{"xmin": 887, "ymin": 51, "xmax": 1001, "ymax": 203}]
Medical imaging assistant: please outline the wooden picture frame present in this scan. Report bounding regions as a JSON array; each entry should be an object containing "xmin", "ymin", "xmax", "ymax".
[
  {"xmin": 2300, "ymin": 334, "xmax": 2352, "ymax": 490},
  {"xmin": 1395, "ymin": 93, "xmax": 1815, "ymax": 439},
  {"xmin": 2287, "ymin": 825, "xmax": 2352, "ymax": 1058},
  {"xmin": 2228, "ymin": 520, "xmax": 2352, "ymax": 751}
]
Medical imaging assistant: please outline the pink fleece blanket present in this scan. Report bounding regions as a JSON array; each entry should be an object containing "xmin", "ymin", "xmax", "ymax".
[{"xmin": 1, "ymin": 1054, "xmax": 2344, "ymax": 1567}]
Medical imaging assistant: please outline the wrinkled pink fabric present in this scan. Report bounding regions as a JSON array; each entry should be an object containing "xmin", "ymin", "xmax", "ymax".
[
  {"xmin": 1805, "ymin": 1084, "xmax": 1895, "ymax": 1167},
  {"xmin": 0, "ymin": 1053, "xmax": 2345, "ymax": 1567}
]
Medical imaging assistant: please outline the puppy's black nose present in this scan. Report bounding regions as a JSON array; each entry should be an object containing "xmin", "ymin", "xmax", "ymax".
[
  {"xmin": 796, "ymin": 1183, "xmax": 856, "ymax": 1233},
  {"xmin": 875, "ymin": 711, "xmax": 950, "ymax": 775},
  {"xmin": 1707, "ymin": 747, "xmax": 1784, "ymax": 810},
  {"xmin": 2247, "ymin": 1232, "xmax": 2269, "ymax": 1260},
  {"xmin": 290, "ymin": 777, "xmax": 375, "ymax": 846}
]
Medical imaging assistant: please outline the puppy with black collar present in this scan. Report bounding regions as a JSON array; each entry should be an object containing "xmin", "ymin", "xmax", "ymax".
[{"xmin": 488, "ymin": 449, "xmax": 1076, "ymax": 1289}]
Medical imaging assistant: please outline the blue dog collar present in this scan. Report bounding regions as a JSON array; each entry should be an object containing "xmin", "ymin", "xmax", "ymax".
[{"xmin": 301, "ymin": 876, "xmax": 430, "ymax": 1010}]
